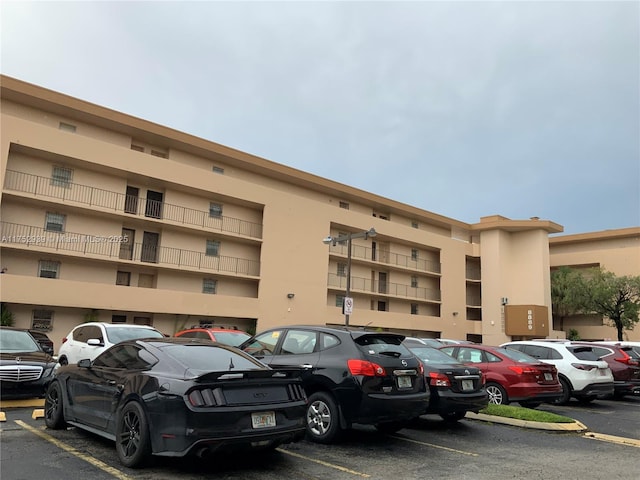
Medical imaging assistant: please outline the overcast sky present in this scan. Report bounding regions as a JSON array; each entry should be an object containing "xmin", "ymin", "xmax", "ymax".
[{"xmin": 1, "ymin": 1, "xmax": 638, "ymax": 236}]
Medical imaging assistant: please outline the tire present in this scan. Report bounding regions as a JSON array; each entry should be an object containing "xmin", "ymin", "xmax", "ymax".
[
  {"xmin": 58, "ymin": 356, "xmax": 68, "ymax": 366},
  {"xmin": 115, "ymin": 401, "xmax": 152, "ymax": 468},
  {"xmin": 375, "ymin": 421, "xmax": 407, "ymax": 433},
  {"xmin": 439, "ymin": 411, "xmax": 466, "ymax": 422},
  {"xmin": 306, "ymin": 391, "xmax": 343, "ymax": 444},
  {"xmin": 519, "ymin": 401, "xmax": 541, "ymax": 409},
  {"xmin": 552, "ymin": 377, "xmax": 572, "ymax": 405},
  {"xmin": 486, "ymin": 382, "xmax": 508, "ymax": 405},
  {"xmin": 44, "ymin": 381, "xmax": 67, "ymax": 429}
]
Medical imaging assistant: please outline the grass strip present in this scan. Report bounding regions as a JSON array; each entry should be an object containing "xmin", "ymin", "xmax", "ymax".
[{"xmin": 479, "ymin": 404, "xmax": 575, "ymax": 423}]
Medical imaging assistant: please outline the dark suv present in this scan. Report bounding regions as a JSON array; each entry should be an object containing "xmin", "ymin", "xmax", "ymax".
[{"xmin": 240, "ymin": 325, "xmax": 430, "ymax": 443}]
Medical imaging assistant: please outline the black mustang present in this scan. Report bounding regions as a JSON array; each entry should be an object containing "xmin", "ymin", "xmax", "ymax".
[{"xmin": 44, "ymin": 337, "xmax": 307, "ymax": 468}]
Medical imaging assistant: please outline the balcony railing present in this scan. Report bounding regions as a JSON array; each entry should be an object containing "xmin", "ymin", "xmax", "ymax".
[
  {"xmin": 327, "ymin": 273, "xmax": 441, "ymax": 302},
  {"xmin": 3, "ymin": 170, "xmax": 263, "ymax": 239},
  {"xmin": 328, "ymin": 242, "xmax": 441, "ymax": 274},
  {"xmin": 0, "ymin": 221, "xmax": 260, "ymax": 277}
]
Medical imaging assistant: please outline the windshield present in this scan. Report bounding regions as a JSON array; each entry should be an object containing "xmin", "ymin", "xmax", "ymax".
[
  {"xmin": 105, "ymin": 327, "xmax": 165, "ymax": 344},
  {"xmin": 497, "ymin": 347, "xmax": 541, "ymax": 363},
  {"xmin": 408, "ymin": 346, "xmax": 460, "ymax": 364},
  {"xmin": 0, "ymin": 329, "xmax": 40, "ymax": 353},
  {"xmin": 214, "ymin": 331, "xmax": 251, "ymax": 347},
  {"xmin": 354, "ymin": 335, "xmax": 414, "ymax": 357},
  {"xmin": 164, "ymin": 344, "xmax": 266, "ymax": 373}
]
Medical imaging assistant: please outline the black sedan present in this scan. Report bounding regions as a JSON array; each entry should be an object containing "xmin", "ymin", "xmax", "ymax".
[
  {"xmin": 0, "ymin": 326, "xmax": 57, "ymax": 399},
  {"xmin": 44, "ymin": 337, "xmax": 307, "ymax": 468},
  {"xmin": 406, "ymin": 345, "xmax": 488, "ymax": 421}
]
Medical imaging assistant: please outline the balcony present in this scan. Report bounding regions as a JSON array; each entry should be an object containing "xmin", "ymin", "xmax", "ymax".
[
  {"xmin": 327, "ymin": 273, "xmax": 441, "ymax": 302},
  {"xmin": 328, "ymin": 242, "xmax": 441, "ymax": 274},
  {"xmin": 3, "ymin": 170, "xmax": 263, "ymax": 239},
  {"xmin": 0, "ymin": 221, "xmax": 260, "ymax": 277}
]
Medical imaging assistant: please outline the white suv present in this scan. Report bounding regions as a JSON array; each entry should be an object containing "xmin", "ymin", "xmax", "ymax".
[
  {"xmin": 57, "ymin": 322, "xmax": 165, "ymax": 365},
  {"xmin": 501, "ymin": 340, "xmax": 614, "ymax": 404}
]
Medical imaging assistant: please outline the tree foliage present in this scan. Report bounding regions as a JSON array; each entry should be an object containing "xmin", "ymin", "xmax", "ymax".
[{"xmin": 551, "ymin": 266, "xmax": 640, "ymax": 341}]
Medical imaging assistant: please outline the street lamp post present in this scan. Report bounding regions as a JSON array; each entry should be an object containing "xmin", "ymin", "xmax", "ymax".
[{"xmin": 322, "ymin": 227, "xmax": 377, "ymax": 326}]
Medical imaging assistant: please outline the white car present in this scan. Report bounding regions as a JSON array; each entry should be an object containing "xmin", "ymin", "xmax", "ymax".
[
  {"xmin": 57, "ymin": 322, "xmax": 165, "ymax": 365},
  {"xmin": 501, "ymin": 340, "xmax": 614, "ymax": 404}
]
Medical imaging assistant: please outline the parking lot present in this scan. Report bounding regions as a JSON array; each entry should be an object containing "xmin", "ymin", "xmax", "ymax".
[{"xmin": 2, "ymin": 396, "xmax": 639, "ymax": 480}]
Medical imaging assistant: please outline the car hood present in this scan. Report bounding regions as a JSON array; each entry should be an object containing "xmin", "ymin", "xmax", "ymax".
[{"xmin": 0, "ymin": 351, "xmax": 56, "ymax": 365}]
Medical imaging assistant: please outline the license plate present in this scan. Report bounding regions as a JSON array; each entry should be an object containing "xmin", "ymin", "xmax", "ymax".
[
  {"xmin": 462, "ymin": 380, "xmax": 474, "ymax": 391},
  {"xmin": 251, "ymin": 411, "xmax": 276, "ymax": 429},
  {"xmin": 397, "ymin": 375, "xmax": 412, "ymax": 389},
  {"xmin": 544, "ymin": 373, "xmax": 553, "ymax": 381}
]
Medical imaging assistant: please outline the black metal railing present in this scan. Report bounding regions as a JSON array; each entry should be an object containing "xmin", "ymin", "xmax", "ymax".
[
  {"xmin": 328, "ymin": 242, "xmax": 441, "ymax": 274},
  {"xmin": 0, "ymin": 221, "xmax": 260, "ymax": 277},
  {"xmin": 3, "ymin": 170, "xmax": 263, "ymax": 239},
  {"xmin": 327, "ymin": 273, "xmax": 441, "ymax": 302}
]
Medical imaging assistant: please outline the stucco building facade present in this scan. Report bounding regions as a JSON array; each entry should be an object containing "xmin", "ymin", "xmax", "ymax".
[{"xmin": 1, "ymin": 75, "xmax": 638, "ymax": 353}]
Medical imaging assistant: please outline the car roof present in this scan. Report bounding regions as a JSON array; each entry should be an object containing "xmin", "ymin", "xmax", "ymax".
[
  {"xmin": 73, "ymin": 322, "xmax": 160, "ymax": 329},
  {"xmin": 252, "ymin": 325, "xmax": 406, "ymax": 339},
  {"xmin": 179, "ymin": 327, "xmax": 247, "ymax": 333}
]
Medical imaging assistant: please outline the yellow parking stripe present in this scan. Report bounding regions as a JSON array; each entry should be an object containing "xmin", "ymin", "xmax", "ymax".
[
  {"xmin": 277, "ymin": 448, "xmax": 371, "ymax": 478},
  {"xmin": 14, "ymin": 420, "xmax": 132, "ymax": 480},
  {"xmin": 389, "ymin": 434, "xmax": 479, "ymax": 456}
]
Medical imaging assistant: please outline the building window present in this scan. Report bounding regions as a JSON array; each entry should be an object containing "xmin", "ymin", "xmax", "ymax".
[
  {"xmin": 411, "ymin": 221, "xmax": 419, "ymax": 229},
  {"xmin": 206, "ymin": 240, "xmax": 220, "ymax": 256},
  {"xmin": 116, "ymin": 271, "xmax": 131, "ymax": 286},
  {"xmin": 44, "ymin": 212, "xmax": 66, "ymax": 232},
  {"xmin": 336, "ymin": 295, "xmax": 345, "ymax": 308},
  {"xmin": 58, "ymin": 122, "xmax": 76, "ymax": 133},
  {"xmin": 203, "ymin": 278, "xmax": 217, "ymax": 294},
  {"xmin": 411, "ymin": 304, "xmax": 419, "ymax": 315},
  {"xmin": 38, "ymin": 260, "xmax": 60, "ymax": 279},
  {"xmin": 133, "ymin": 316, "xmax": 152, "ymax": 325},
  {"xmin": 411, "ymin": 276, "xmax": 418, "ymax": 288},
  {"xmin": 209, "ymin": 203, "xmax": 223, "ymax": 218},
  {"xmin": 150, "ymin": 149, "xmax": 168, "ymax": 158},
  {"xmin": 112, "ymin": 314, "xmax": 127, "ymax": 323},
  {"xmin": 337, "ymin": 263, "xmax": 347, "ymax": 277},
  {"xmin": 51, "ymin": 166, "xmax": 73, "ymax": 187},
  {"xmin": 212, "ymin": 166, "xmax": 224, "ymax": 174},
  {"xmin": 339, "ymin": 201, "xmax": 349, "ymax": 210},
  {"xmin": 411, "ymin": 249, "xmax": 419, "ymax": 261},
  {"xmin": 32, "ymin": 310, "xmax": 54, "ymax": 331}
]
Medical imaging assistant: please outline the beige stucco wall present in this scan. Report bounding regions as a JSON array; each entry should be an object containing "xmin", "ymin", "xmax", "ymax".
[{"xmin": 2, "ymin": 75, "xmax": 636, "ymax": 353}]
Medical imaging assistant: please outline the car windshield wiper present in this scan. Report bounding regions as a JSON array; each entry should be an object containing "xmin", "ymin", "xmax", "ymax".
[{"xmin": 378, "ymin": 351, "xmax": 401, "ymax": 358}]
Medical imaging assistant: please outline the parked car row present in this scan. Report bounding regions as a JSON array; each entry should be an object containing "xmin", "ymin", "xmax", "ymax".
[{"xmin": 2, "ymin": 321, "xmax": 639, "ymax": 471}]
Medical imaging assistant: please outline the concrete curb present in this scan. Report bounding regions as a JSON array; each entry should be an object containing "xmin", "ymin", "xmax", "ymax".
[{"xmin": 465, "ymin": 412, "xmax": 589, "ymax": 432}]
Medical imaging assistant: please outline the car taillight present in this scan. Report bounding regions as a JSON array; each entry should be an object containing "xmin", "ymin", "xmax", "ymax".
[
  {"xmin": 417, "ymin": 362, "xmax": 424, "ymax": 376},
  {"xmin": 480, "ymin": 372, "xmax": 486, "ymax": 385},
  {"xmin": 571, "ymin": 363, "xmax": 596, "ymax": 371},
  {"xmin": 428, "ymin": 372, "xmax": 451, "ymax": 387},
  {"xmin": 347, "ymin": 359, "xmax": 386, "ymax": 377},
  {"xmin": 615, "ymin": 352, "xmax": 639, "ymax": 366},
  {"xmin": 62, "ymin": 337, "xmax": 68, "ymax": 344},
  {"xmin": 508, "ymin": 366, "xmax": 539, "ymax": 375}
]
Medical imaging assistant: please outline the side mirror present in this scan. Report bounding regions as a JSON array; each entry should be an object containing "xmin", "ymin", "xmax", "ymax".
[{"xmin": 78, "ymin": 359, "xmax": 92, "ymax": 368}]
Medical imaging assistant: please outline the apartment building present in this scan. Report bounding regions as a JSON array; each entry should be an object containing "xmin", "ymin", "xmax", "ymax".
[{"xmin": 1, "ymin": 75, "xmax": 638, "ymax": 353}]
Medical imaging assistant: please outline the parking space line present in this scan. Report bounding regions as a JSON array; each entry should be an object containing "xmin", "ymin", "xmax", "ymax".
[
  {"xmin": 389, "ymin": 435, "xmax": 479, "ymax": 456},
  {"xmin": 14, "ymin": 420, "xmax": 132, "ymax": 480},
  {"xmin": 276, "ymin": 448, "xmax": 371, "ymax": 478}
]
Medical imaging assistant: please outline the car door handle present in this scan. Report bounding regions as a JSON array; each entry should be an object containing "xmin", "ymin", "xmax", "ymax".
[
  {"xmin": 300, "ymin": 364, "xmax": 314, "ymax": 369},
  {"xmin": 108, "ymin": 380, "xmax": 117, "ymax": 385}
]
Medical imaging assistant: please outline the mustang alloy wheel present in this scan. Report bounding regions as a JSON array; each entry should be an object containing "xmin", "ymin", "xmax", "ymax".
[{"xmin": 115, "ymin": 401, "xmax": 151, "ymax": 468}]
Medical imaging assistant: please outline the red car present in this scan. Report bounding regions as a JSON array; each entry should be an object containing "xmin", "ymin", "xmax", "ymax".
[
  {"xmin": 439, "ymin": 344, "xmax": 563, "ymax": 407},
  {"xmin": 174, "ymin": 326, "xmax": 251, "ymax": 347}
]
